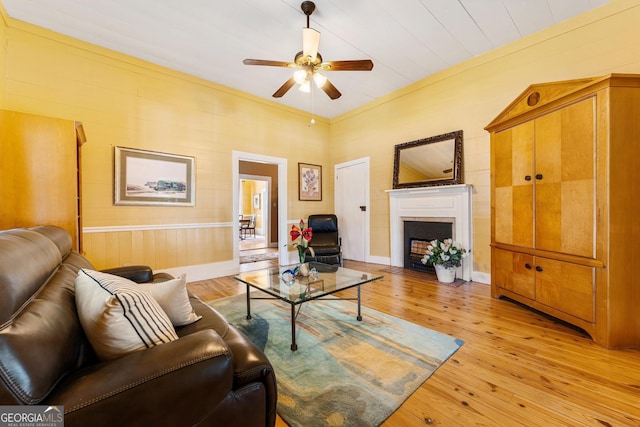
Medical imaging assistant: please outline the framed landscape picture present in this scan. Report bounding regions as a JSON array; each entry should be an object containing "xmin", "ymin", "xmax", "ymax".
[
  {"xmin": 298, "ymin": 162, "xmax": 322, "ymax": 201},
  {"xmin": 114, "ymin": 147, "xmax": 195, "ymax": 206}
]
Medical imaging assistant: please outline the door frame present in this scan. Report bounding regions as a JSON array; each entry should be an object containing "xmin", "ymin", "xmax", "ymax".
[
  {"xmin": 334, "ymin": 157, "xmax": 370, "ymax": 262},
  {"xmin": 233, "ymin": 151, "xmax": 288, "ymax": 265}
]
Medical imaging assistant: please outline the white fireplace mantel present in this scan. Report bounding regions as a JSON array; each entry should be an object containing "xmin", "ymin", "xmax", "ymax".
[{"xmin": 387, "ymin": 184, "xmax": 473, "ymax": 281}]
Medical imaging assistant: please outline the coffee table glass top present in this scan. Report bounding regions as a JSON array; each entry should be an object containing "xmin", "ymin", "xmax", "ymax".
[{"xmin": 234, "ymin": 262, "xmax": 382, "ymax": 304}]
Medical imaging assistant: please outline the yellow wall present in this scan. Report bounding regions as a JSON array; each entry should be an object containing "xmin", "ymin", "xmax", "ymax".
[
  {"xmin": 330, "ymin": 0, "xmax": 640, "ymax": 275},
  {"xmin": 2, "ymin": 1, "xmax": 640, "ymax": 280},
  {"xmin": 2, "ymin": 16, "xmax": 330, "ymax": 274},
  {"xmin": 0, "ymin": 4, "xmax": 8, "ymax": 107}
]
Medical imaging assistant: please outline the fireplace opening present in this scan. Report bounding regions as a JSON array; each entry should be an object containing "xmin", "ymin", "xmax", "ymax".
[{"xmin": 403, "ymin": 221, "xmax": 453, "ymax": 274}]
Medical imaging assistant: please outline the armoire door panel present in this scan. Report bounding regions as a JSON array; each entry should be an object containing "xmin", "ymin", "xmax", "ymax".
[
  {"xmin": 512, "ymin": 185, "xmax": 533, "ymax": 247},
  {"xmin": 534, "ymin": 111, "xmax": 562, "ymax": 183},
  {"xmin": 535, "ymin": 258, "xmax": 595, "ymax": 323},
  {"xmin": 534, "ymin": 99, "xmax": 595, "ymax": 256},
  {"xmin": 561, "ymin": 98, "xmax": 596, "ymax": 182},
  {"xmin": 493, "ymin": 130, "xmax": 513, "ymax": 188},
  {"xmin": 494, "ymin": 185, "xmax": 534, "ymax": 247},
  {"xmin": 511, "ymin": 122, "xmax": 534, "ymax": 187},
  {"xmin": 535, "ymin": 182, "xmax": 562, "ymax": 252},
  {"xmin": 493, "ymin": 249, "xmax": 535, "ymax": 299},
  {"xmin": 494, "ymin": 187, "xmax": 513, "ymax": 244},
  {"xmin": 560, "ymin": 179, "xmax": 595, "ymax": 257},
  {"xmin": 494, "ymin": 121, "xmax": 534, "ymax": 247}
]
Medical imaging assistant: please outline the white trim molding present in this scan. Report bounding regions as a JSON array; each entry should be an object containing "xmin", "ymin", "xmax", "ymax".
[
  {"xmin": 83, "ymin": 222, "xmax": 227, "ymax": 233},
  {"xmin": 159, "ymin": 260, "xmax": 237, "ymax": 282}
]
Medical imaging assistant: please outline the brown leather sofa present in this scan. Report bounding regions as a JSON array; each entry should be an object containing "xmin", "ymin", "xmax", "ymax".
[{"xmin": 0, "ymin": 225, "xmax": 277, "ymax": 427}]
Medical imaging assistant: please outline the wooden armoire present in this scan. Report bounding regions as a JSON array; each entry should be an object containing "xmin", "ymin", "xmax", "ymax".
[
  {"xmin": 486, "ymin": 74, "xmax": 640, "ymax": 349},
  {"xmin": 0, "ymin": 109, "xmax": 86, "ymax": 252}
]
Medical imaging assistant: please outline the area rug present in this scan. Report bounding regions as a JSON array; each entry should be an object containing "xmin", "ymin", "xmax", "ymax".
[
  {"xmin": 239, "ymin": 252, "xmax": 279, "ymax": 264},
  {"xmin": 207, "ymin": 294, "xmax": 463, "ymax": 427}
]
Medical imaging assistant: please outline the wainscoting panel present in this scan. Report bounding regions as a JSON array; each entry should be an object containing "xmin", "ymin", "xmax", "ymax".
[{"xmin": 83, "ymin": 223, "xmax": 232, "ymax": 271}]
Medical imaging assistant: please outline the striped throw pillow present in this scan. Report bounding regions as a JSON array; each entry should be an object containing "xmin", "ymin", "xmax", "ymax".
[{"xmin": 75, "ymin": 269, "xmax": 178, "ymax": 360}]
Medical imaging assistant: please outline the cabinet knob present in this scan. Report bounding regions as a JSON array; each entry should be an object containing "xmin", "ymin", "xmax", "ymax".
[
  {"xmin": 535, "ymin": 266, "xmax": 543, "ymax": 272},
  {"xmin": 524, "ymin": 175, "xmax": 532, "ymax": 181},
  {"xmin": 535, "ymin": 174, "xmax": 543, "ymax": 180},
  {"xmin": 525, "ymin": 263, "xmax": 532, "ymax": 269}
]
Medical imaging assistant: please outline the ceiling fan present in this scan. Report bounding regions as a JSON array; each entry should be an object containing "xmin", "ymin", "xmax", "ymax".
[{"xmin": 242, "ymin": 1, "xmax": 374, "ymax": 100}]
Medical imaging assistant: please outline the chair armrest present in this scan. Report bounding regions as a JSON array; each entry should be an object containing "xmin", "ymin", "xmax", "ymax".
[
  {"xmin": 49, "ymin": 330, "xmax": 233, "ymax": 426},
  {"xmin": 100, "ymin": 265, "xmax": 155, "ymax": 283}
]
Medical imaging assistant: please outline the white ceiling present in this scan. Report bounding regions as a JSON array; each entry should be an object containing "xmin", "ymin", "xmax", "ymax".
[{"xmin": 2, "ymin": 0, "xmax": 609, "ymax": 119}]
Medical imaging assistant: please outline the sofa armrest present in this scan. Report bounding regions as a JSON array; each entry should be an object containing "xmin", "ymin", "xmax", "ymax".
[
  {"xmin": 100, "ymin": 265, "xmax": 155, "ymax": 283},
  {"xmin": 185, "ymin": 296, "xmax": 279, "ymax": 427},
  {"xmin": 47, "ymin": 330, "xmax": 233, "ymax": 426}
]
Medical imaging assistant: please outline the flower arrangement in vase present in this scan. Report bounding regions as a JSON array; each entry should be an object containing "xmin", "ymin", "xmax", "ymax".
[
  {"xmin": 289, "ymin": 219, "xmax": 315, "ymax": 264},
  {"xmin": 421, "ymin": 238, "xmax": 467, "ymax": 283}
]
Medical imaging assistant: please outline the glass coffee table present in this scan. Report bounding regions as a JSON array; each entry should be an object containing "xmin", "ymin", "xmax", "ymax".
[{"xmin": 234, "ymin": 262, "xmax": 383, "ymax": 351}]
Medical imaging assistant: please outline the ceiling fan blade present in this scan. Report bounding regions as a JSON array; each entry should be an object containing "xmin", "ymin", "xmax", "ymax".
[
  {"xmin": 302, "ymin": 28, "xmax": 320, "ymax": 62},
  {"xmin": 320, "ymin": 78, "xmax": 341, "ymax": 100},
  {"xmin": 273, "ymin": 77, "xmax": 296, "ymax": 98},
  {"xmin": 243, "ymin": 59, "xmax": 295, "ymax": 68},
  {"xmin": 322, "ymin": 60, "xmax": 374, "ymax": 71}
]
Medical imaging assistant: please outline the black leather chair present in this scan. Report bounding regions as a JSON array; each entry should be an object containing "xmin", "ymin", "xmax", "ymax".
[{"xmin": 306, "ymin": 214, "xmax": 342, "ymax": 265}]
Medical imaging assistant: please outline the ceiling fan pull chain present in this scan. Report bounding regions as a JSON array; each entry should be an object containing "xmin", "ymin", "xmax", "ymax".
[{"xmin": 309, "ymin": 77, "xmax": 316, "ymax": 126}]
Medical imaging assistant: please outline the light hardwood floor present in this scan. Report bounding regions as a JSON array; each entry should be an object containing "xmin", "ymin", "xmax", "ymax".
[{"xmin": 187, "ymin": 260, "xmax": 640, "ymax": 426}]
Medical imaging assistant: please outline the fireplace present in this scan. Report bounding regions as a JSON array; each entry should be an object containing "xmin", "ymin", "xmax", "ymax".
[
  {"xmin": 404, "ymin": 221, "xmax": 453, "ymax": 273},
  {"xmin": 387, "ymin": 185, "xmax": 472, "ymax": 281}
]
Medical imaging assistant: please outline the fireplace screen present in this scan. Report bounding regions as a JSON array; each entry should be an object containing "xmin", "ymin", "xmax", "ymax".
[
  {"xmin": 403, "ymin": 221, "xmax": 453, "ymax": 274},
  {"xmin": 408, "ymin": 238, "xmax": 432, "ymax": 272}
]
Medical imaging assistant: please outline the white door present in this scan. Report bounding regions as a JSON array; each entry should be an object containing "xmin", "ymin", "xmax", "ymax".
[{"xmin": 335, "ymin": 158, "xmax": 369, "ymax": 262}]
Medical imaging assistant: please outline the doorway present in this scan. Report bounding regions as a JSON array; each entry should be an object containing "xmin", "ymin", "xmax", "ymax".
[
  {"xmin": 239, "ymin": 175, "xmax": 270, "ymax": 251},
  {"xmin": 233, "ymin": 151, "xmax": 288, "ymax": 266}
]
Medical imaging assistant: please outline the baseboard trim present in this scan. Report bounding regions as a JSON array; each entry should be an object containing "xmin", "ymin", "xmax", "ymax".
[
  {"xmin": 155, "ymin": 256, "xmax": 491, "ymax": 285},
  {"xmin": 159, "ymin": 260, "xmax": 238, "ymax": 282},
  {"xmin": 366, "ymin": 255, "xmax": 390, "ymax": 265},
  {"xmin": 471, "ymin": 271, "xmax": 490, "ymax": 284}
]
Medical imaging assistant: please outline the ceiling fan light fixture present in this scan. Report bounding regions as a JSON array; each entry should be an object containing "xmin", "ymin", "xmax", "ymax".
[
  {"xmin": 313, "ymin": 72, "xmax": 327, "ymax": 88},
  {"xmin": 293, "ymin": 69, "xmax": 308, "ymax": 84},
  {"xmin": 299, "ymin": 79, "xmax": 311, "ymax": 93}
]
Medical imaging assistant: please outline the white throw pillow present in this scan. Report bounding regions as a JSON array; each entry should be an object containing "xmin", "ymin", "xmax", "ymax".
[
  {"xmin": 75, "ymin": 269, "xmax": 178, "ymax": 361},
  {"xmin": 142, "ymin": 274, "xmax": 202, "ymax": 326}
]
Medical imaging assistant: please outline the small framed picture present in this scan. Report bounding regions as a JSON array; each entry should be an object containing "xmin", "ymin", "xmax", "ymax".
[
  {"xmin": 253, "ymin": 193, "xmax": 261, "ymax": 209},
  {"xmin": 298, "ymin": 162, "xmax": 322, "ymax": 201}
]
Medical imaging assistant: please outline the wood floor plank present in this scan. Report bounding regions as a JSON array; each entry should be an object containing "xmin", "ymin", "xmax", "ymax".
[
  {"xmin": 188, "ymin": 260, "xmax": 640, "ymax": 426},
  {"xmin": 448, "ymin": 345, "xmax": 636, "ymax": 426}
]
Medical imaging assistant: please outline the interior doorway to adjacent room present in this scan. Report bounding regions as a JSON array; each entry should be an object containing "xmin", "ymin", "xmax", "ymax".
[
  {"xmin": 234, "ymin": 153, "xmax": 287, "ymax": 267},
  {"xmin": 239, "ymin": 175, "xmax": 270, "ymax": 251}
]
